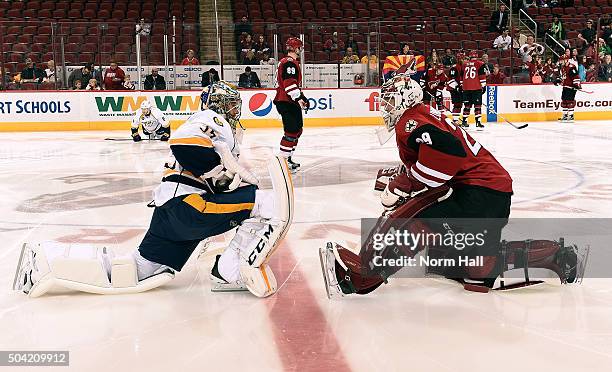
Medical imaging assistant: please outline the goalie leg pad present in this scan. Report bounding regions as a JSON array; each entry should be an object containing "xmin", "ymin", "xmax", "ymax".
[
  {"xmin": 15, "ymin": 242, "xmax": 174, "ymax": 298},
  {"xmin": 239, "ymin": 264, "xmax": 277, "ymax": 297}
]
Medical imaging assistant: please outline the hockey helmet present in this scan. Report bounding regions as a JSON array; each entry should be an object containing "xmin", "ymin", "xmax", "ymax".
[
  {"xmin": 201, "ymin": 81, "xmax": 242, "ymax": 130},
  {"xmin": 456, "ymin": 51, "xmax": 466, "ymax": 62},
  {"xmin": 140, "ymin": 100, "xmax": 153, "ymax": 114},
  {"xmin": 286, "ymin": 37, "xmax": 303, "ymax": 53},
  {"xmin": 469, "ymin": 50, "xmax": 479, "ymax": 59},
  {"xmin": 379, "ymin": 73, "xmax": 423, "ymax": 131}
]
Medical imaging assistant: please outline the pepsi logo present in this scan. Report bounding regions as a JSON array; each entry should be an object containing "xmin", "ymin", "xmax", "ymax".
[{"xmin": 249, "ymin": 93, "xmax": 273, "ymax": 117}]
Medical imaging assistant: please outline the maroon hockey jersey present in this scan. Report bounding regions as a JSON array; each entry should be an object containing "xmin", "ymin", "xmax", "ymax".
[
  {"xmin": 562, "ymin": 64, "xmax": 581, "ymax": 89},
  {"xmin": 460, "ymin": 60, "xmax": 487, "ymax": 91},
  {"xmin": 424, "ymin": 68, "xmax": 448, "ymax": 93},
  {"xmin": 274, "ymin": 56, "xmax": 302, "ymax": 104},
  {"xmin": 446, "ymin": 63, "xmax": 462, "ymax": 91},
  {"xmin": 395, "ymin": 104, "xmax": 513, "ymax": 193}
]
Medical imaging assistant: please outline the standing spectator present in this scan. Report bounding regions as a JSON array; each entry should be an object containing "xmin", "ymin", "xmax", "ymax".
[
  {"xmin": 481, "ymin": 53, "xmax": 494, "ymax": 75},
  {"xmin": 487, "ymin": 64, "xmax": 506, "ymax": 84},
  {"xmin": 85, "ymin": 78, "xmax": 101, "ymax": 90},
  {"xmin": 441, "ymin": 48, "xmax": 457, "ymax": 67},
  {"xmin": 488, "ymin": 4, "xmax": 509, "ymax": 33},
  {"xmin": 254, "ymin": 35, "xmax": 270, "ymax": 58},
  {"xmin": 324, "ymin": 32, "xmax": 345, "ymax": 53},
  {"xmin": 240, "ymin": 34, "xmax": 255, "ymax": 63},
  {"xmin": 577, "ymin": 55, "xmax": 587, "ymax": 82},
  {"xmin": 72, "ymin": 79, "xmax": 82, "ymax": 90},
  {"xmin": 103, "ymin": 61, "xmax": 125, "ymax": 90},
  {"xmin": 341, "ymin": 47, "xmax": 360, "ymax": 64},
  {"xmin": 400, "ymin": 43, "xmax": 411, "ymax": 56},
  {"xmin": 361, "ymin": 52, "xmax": 379, "ymax": 85},
  {"xmin": 345, "ymin": 35, "xmax": 358, "ymax": 56},
  {"xmin": 238, "ymin": 66, "xmax": 261, "ymax": 88},
  {"xmin": 201, "ymin": 67, "xmax": 220, "ymax": 87},
  {"xmin": 181, "ymin": 49, "xmax": 200, "ymax": 65},
  {"xmin": 43, "ymin": 60, "xmax": 58, "ymax": 83},
  {"xmin": 20, "ymin": 57, "xmax": 45, "ymax": 83},
  {"xmin": 259, "ymin": 51, "xmax": 275, "ymax": 65},
  {"xmin": 546, "ymin": 15, "xmax": 568, "ymax": 48},
  {"xmin": 235, "ymin": 16, "xmax": 252, "ymax": 45},
  {"xmin": 426, "ymin": 49, "xmax": 440, "ymax": 68},
  {"xmin": 122, "ymin": 75, "xmax": 135, "ymax": 90},
  {"xmin": 578, "ymin": 20, "xmax": 596, "ymax": 53},
  {"xmin": 144, "ymin": 67, "xmax": 166, "ymax": 90},
  {"xmin": 598, "ymin": 54, "xmax": 612, "ymax": 82},
  {"xmin": 519, "ymin": 35, "xmax": 544, "ymax": 63},
  {"xmin": 493, "ymin": 29, "xmax": 512, "ymax": 51}
]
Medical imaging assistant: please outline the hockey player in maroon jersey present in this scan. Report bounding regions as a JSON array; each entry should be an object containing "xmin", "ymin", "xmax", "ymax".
[
  {"xmin": 421, "ymin": 63, "xmax": 448, "ymax": 110},
  {"xmin": 319, "ymin": 74, "xmax": 584, "ymax": 297},
  {"xmin": 460, "ymin": 50, "xmax": 487, "ymax": 129},
  {"xmin": 446, "ymin": 51, "xmax": 465, "ymax": 124},
  {"xmin": 274, "ymin": 37, "xmax": 309, "ymax": 172},
  {"xmin": 555, "ymin": 56, "xmax": 581, "ymax": 123}
]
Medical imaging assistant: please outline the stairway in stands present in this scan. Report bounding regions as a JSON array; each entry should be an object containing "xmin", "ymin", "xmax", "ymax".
[{"xmin": 199, "ymin": 0, "xmax": 238, "ymax": 64}]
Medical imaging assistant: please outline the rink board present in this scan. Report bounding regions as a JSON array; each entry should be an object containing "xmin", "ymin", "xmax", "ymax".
[{"xmin": 0, "ymin": 84, "xmax": 610, "ymax": 132}]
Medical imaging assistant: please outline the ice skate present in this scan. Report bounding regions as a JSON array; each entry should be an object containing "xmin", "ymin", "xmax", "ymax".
[
  {"xmin": 475, "ymin": 121, "xmax": 484, "ymax": 131},
  {"xmin": 210, "ymin": 255, "xmax": 247, "ymax": 292},
  {"xmin": 319, "ymin": 243, "xmax": 347, "ymax": 299},
  {"xmin": 287, "ymin": 156, "xmax": 300, "ymax": 173}
]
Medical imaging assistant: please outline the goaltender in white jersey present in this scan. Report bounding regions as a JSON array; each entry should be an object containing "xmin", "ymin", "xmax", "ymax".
[
  {"xmin": 131, "ymin": 100, "xmax": 171, "ymax": 141},
  {"xmin": 14, "ymin": 82, "xmax": 294, "ymax": 298}
]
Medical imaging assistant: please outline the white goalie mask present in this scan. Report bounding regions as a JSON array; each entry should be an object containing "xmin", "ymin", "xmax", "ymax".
[{"xmin": 379, "ymin": 73, "xmax": 423, "ymax": 131}]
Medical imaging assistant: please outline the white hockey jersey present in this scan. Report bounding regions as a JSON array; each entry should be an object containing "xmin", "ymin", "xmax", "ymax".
[
  {"xmin": 131, "ymin": 107, "xmax": 169, "ymax": 133},
  {"xmin": 152, "ymin": 110, "xmax": 240, "ymax": 206}
]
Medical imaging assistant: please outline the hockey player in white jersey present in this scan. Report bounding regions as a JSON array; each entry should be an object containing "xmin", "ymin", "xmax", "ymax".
[
  {"xmin": 14, "ymin": 82, "xmax": 294, "ymax": 298},
  {"xmin": 131, "ymin": 100, "xmax": 171, "ymax": 141}
]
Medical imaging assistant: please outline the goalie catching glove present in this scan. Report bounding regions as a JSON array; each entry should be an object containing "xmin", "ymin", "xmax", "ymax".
[
  {"xmin": 380, "ymin": 172, "xmax": 427, "ymax": 210},
  {"xmin": 204, "ymin": 141, "xmax": 259, "ymax": 192}
]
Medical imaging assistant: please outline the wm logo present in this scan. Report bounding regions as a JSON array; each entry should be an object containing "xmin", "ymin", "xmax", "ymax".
[{"xmin": 95, "ymin": 96, "xmax": 200, "ymax": 112}]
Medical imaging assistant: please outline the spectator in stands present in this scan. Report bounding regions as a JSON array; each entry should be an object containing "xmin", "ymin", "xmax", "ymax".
[
  {"xmin": 68, "ymin": 63, "xmax": 93, "ymax": 90},
  {"xmin": 528, "ymin": 55, "xmax": 544, "ymax": 83},
  {"xmin": 400, "ymin": 43, "xmax": 411, "ymax": 56},
  {"xmin": 481, "ymin": 53, "xmax": 494, "ymax": 75},
  {"xmin": 201, "ymin": 67, "xmax": 220, "ymax": 87},
  {"xmin": 144, "ymin": 67, "xmax": 166, "ymax": 90},
  {"xmin": 577, "ymin": 55, "xmax": 588, "ymax": 82},
  {"xmin": 243, "ymin": 50, "xmax": 257, "ymax": 65},
  {"xmin": 240, "ymin": 34, "xmax": 255, "ymax": 64},
  {"xmin": 546, "ymin": 15, "xmax": 568, "ymax": 47},
  {"xmin": 578, "ymin": 20, "xmax": 596, "ymax": 53},
  {"xmin": 598, "ymin": 38, "xmax": 612, "ymax": 57},
  {"xmin": 341, "ymin": 47, "xmax": 360, "ymax": 64},
  {"xmin": 487, "ymin": 64, "xmax": 506, "ymax": 84},
  {"xmin": 426, "ymin": 49, "xmax": 440, "ymax": 68},
  {"xmin": 345, "ymin": 35, "xmax": 358, "ymax": 56},
  {"xmin": 72, "ymin": 79, "xmax": 82, "ymax": 90},
  {"xmin": 103, "ymin": 62, "xmax": 125, "ymax": 90},
  {"xmin": 254, "ymin": 35, "xmax": 270, "ymax": 59},
  {"xmin": 324, "ymin": 32, "xmax": 345, "ymax": 53},
  {"xmin": 259, "ymin": 51, "xmax": 275, "ymax": 65},
  {"xmin": 361, "ymin": 52, "xmax": 379, "ymax": 86},
  {"xmin": 599, "ymin": 54, "xmax": 612, "ymax": 82},
  {"xmin": 442, "ymin": 48, "xmax": 456, "ymax": 67},
  {"xmin": 20, "ymin": 57, "xmax": 45, "ymax": 83},
  {"xmin": 542, "ymin": 57, "xmax": 556, "ymax": 82},
  {"xmin": 488, "ymin": 4, "xmax": 509, "ymax": 33},
  {"xmin": 571, "ymin": 48, "xmax": 579, "ymax": 60},
  {"xmin": 238, "ymin": 66, "xmax": 261, "ymax": 88},
  {"xmin": 235, "ymin": 16, "xmax": 252, "ymax": 44},
  {"xmin": 122, "ymin": 75, "xmax": 135, "ymax": 90},
  {"xmin": 43, "ymin": 60, "xmax": 57, "ymax": 83},
  {"xmin": 602, "ymin": 15, "xmax": 612, "ymax": 48},
  {"xmin": 493, "ymin": 29, "xmax": 512, "ymax": 51},
  {"xmin": 181, "ymin": 49, "xmax": 200, "ymax": 65},
  {"xmin": 86, "ymin": 78, "xmax": 101, "ymax": 90},
  {"xmin": 585, "ymin": 62, "xmax": 597, "ymax": 82},
  {"xmin": 519, "ymin": 35, "xmax": 544, "ymax": 63}
]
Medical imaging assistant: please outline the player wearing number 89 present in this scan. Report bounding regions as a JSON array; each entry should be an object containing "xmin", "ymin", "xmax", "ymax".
[
  {"xmin": 274, "ymin": 37, "xmax": 308, "ymax": 172},
  {"xmin": 460, "ymin": 51, "xmax": 487, "ymax": 129}
]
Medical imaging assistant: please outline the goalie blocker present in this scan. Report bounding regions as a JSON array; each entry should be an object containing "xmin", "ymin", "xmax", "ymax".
[{"xmin": 14, "ymin": 156, "xmax": 294, "ymax": 298}]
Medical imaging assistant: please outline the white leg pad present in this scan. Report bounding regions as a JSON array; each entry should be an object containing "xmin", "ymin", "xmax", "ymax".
[
  {"xmin": 239, "ymin": 264, "xmax": 278, "ymax": 298},
  {"xmin": 17, "ymin": 242, "xmax": 174, "ymax": 298}
]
